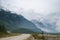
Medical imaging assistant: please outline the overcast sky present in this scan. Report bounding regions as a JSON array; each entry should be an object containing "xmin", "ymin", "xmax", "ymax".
[{"xmin": 0, "ymin": 0, "xmax": 60, "ymax": 20}]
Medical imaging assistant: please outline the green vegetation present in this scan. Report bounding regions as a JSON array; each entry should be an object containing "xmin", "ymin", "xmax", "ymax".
[
  {"xmin": 0, "ymin": 24, "xmax": 20, "ymax": 38},
  {"xmin": 0, "ymin": 23, "xmax": 8, "ymax": 34},
  {"xmin": 32, "ymin": 34, "xmax": 45, "ymax": 39},
  {"xmin": 0, "ymin": 33, "xmax": 20, "ymax": 38}
]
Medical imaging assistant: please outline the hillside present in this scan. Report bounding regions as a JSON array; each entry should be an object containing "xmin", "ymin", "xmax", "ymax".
[{"xmin": 0, "ymin": 9, "xmax": 42, "ymax": 34}]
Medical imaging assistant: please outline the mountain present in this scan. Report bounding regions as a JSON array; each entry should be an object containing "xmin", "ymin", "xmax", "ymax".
[
  {"xmin": 0, "ymin": 9, "xmax": 42, "ymax": 33},
  {"xmin": 32, "ymin": 13, "xmax": 60, "ymax": 33}
]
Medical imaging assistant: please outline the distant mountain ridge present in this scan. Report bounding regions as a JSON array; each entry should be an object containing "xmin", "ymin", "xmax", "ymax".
[{"xmin": 0, "ymin": 9, "xmax": 42, "ymax": 33}]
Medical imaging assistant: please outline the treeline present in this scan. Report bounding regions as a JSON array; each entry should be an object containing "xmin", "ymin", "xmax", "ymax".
[{"xmin": 0, "ymin": 24, "xmax": 7, "ymax": 35}]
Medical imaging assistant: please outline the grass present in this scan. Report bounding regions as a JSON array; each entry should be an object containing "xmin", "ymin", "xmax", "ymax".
[
  {"xmin": 0, "ymin": 32, "xmax": 20, "ymax": 38},
  {"xmin": 32, "ymin": 34, "xmax": 45, "ymax": 39},
  {"xmin": 32, "ymin": 34, "xmax": 60, "ymax": 40}
]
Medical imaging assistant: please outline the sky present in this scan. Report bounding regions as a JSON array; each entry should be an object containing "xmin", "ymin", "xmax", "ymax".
[{"xmin": 0, "ymin": 0, "xmax": 60, "ymax": 20}]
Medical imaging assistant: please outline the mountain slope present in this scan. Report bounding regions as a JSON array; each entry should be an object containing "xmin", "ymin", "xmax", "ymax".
[
  {"xmin": 0, "ymin": 9, "xmax": 42, "ymax": 33},
  {"xmin": 32, "ymin": 13, "xmax": 60, "ymax": 33}
]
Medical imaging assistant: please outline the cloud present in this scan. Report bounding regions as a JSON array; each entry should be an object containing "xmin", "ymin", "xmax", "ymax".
[
  {"xmin": 0, "ymin": 0, "xmax": 60, "ymax": 20},
  {"xmin": 56, "ymin": 20, "xmax": 60, "ymax": 32},
  {"xmin": 40, "ymin": 13, "xmax": 60, "ymax": 33},
  {"xmin": 35, "ymin": 23, "xmax": 51, "ymax": 33}
]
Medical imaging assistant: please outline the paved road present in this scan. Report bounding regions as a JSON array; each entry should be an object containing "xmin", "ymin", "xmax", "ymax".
[{"xmin": 0, "ymin": 34, "xmax": 34, "ymax": 40}]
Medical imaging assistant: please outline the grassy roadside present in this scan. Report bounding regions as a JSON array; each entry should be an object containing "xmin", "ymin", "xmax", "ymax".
[
  {"xmin": 0, "ymin": 33, "xmax": 20, "ymax": 38},
  {"xmin": 32, "ymin": 34, "xmax": 45, "ymax": 39}
]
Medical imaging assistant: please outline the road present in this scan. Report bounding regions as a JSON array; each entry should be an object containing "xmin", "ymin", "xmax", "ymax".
[{"xmin": 0, "ymin": 34, "xmax": 34, "ymax": 40}]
